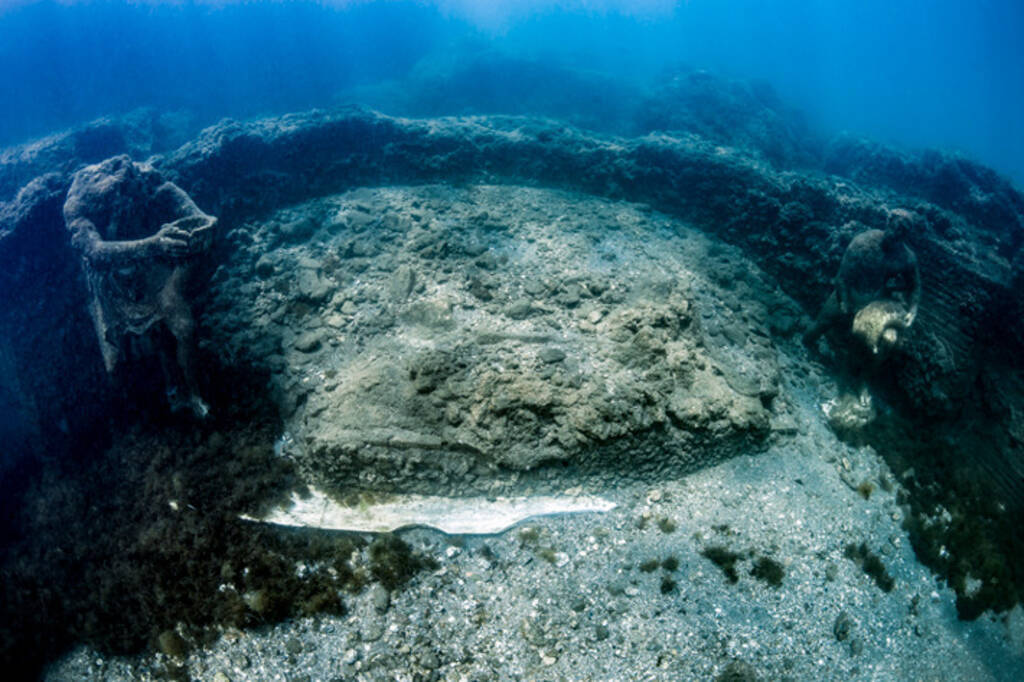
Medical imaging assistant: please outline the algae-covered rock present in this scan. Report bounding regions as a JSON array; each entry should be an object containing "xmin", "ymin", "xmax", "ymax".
[
  {"xmin": 201, "ymin": 185, "xmax": 788, "ymax": 494},
  {"xmin": 823, "ymin": 392, "xmax": 877, "ymax": 432},
  {"xmin": 294, "ymin": 330, "xmax": 324, "ymax": 353}
]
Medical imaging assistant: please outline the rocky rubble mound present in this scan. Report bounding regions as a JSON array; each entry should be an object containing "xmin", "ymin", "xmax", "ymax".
[
  {"xmin": 203, "ymin": 185, "xmax": 794, "ymax": 494},
  {"xmin": 2, "ymin": 102, "xmax": 1023, "ymax": 502},
  {"xmin": 0, "ymin": 108, "xmax": 199, "ymax": 203},
  {"xmin": 149, "ymin": 107, "xmax": 1019, "ymax": 439},
  {"xmin": 634, "ymin": 69, "xmax": 820, "ymax": 169},
  {"xmin": 339, "ymin": 49, "xmax": 641, "ymax": 136}
]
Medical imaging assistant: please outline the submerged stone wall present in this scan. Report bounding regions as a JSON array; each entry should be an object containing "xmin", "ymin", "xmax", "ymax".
[
  {"xmin": 0, "ymin": 174, "xmax": 110, "ymax": 463},
  {"xmin": 198, "ymin": 185, "xmax": 790, "ymax": 493},
  {"xmin": 158, "ymin": 108, "xmax": 1022, "ymax": 402},
  {"xmin": 1, "ymin": 105, "xmax": 1022, "ymax": 498}
]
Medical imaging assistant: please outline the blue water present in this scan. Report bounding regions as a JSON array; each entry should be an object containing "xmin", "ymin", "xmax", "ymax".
[{"xmin": 2, "ymin": 0, "xmax": 1023, "ymax": 184}]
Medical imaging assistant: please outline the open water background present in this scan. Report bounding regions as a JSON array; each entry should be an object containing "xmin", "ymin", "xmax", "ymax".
[{"xmin": 1, "ymin": 0, "xmax": 1023, "ymax": 185}]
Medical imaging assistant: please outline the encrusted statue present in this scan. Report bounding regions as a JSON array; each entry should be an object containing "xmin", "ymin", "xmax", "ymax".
[
  {"xmin": 804, "ymin": 209, "xmax": 922, "ymax": 429},
  {"xmin": 804, "ymin": 210, "xmax": 921, "ymax": 352},
  {"xmin": 64, "ymin": 155, "xmax": 216, "ymax": 417}
]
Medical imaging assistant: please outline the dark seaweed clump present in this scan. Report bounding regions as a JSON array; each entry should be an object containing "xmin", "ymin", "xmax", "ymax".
[
  {"xmin": 702, "ymin": 545, "xmax": 742, "ymax": 583},
  {"xmin": 901, "ymin": 468, "xmax": 1024, "ymax": 620},
  {"xmin": 0, "ymin": 362, "xmax": 432, "ymax": 678},
  {"xmin": 864, "ymin": 413, "xmax": 1024, "ymax": 619},
  {"xmin": 716, "ymin": 659, "xmax": 759, "ymax": 682},
  {"xmin": 844, "ymin": 542, "xmax": 894, "ymax": 593},
  {"xmin": 750, "ymin": 556, "xmax": 785, "ymax": 588},
  {"xmin": 703, "ymin": 544, "xmax": 784, "ymax": 588},
  {"xmin": 369, "ymin": 534, "xmax": 438, "ymax": 591}
]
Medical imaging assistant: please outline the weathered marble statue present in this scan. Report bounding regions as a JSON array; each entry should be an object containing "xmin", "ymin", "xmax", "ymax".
[{"xmin": 63, "ymin": 155, "xmax": 215, "ymax": 417}]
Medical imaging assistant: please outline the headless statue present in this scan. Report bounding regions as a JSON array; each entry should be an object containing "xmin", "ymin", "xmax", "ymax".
[
  {"xmin": 804, "ymin": 211, "xmax": 921, "ymax": 353},
  {"xmin": 805, "ymin": 210, "xmax": 922, "ymax": 428},
  {"xmin": 64, "ymin": 155, "xmax": 216, "ymax": 417}
]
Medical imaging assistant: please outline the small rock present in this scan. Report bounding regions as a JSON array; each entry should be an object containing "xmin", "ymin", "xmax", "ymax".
[
  {"xmin": 297, "ymin": 268, "xmax": 331, "ymax": 303},
  {"xmin": 717, "ymin": 660, "xmax": 758, "ymax": 682},
  {"xmin": 294, "ymin": 330, "xmax": 323, "ymax": 353},
  {"xmin": 418, "ymin": 649, "xmax": 440, "ymax": 669},
  {"xmin": 285, "ymin": 637, "xmax": 303, "ymax": 655},
  {"xmin": 389, "ymin": 265, "xmax": 416, "ymax": 302},
  {"xmin": 539, "ymin": 348, "xmax": 566, "ymax": 364},
  {"xmin": 401, "ymin": 300, "xmax": 454, "ymax": 329},
  {"xmin": 361, "ymin": 619, "xmax": 385, "ymax": 642},
  {"xmin": 341, "ymin": 300, "xmax": 358, "ymax": 315},
  {"xmin": 524, "ymin": 279, "xmax": 546, "ymax": 296},
  {"xmin": 467, "ymin": 277, "xmax": 493, "ymax": 301},
  {"xmin": 464, "ymin": 239, "xmax": 488, "ymax": 257},
  {"xmin": 475, "ymin": 252, "xmax": 499, "ymax": 270},
  {"xmin": 345, "ymin": 209, "xmax": 375, "ymax": 231},
  {"xmin": 279, "ymin": 216, "xmax": 316, "ymax": 242},
  {"xmin": 157, "ymin": 629, "xmax": 188, "ymax": 658},
  {"xmin": 770, "ymin": 413, "xmax": 799, "ymax": 434},
  {"xmin": 833, "ymin": 611, "xmax": 854, "ymax": 642},
  {"xmin": 558, "ymin": 284, "xmax": 582, "ymax": 307},
  {"xmin": 370, "ymin": 584, "xmax": 390, "ymax": 613},
  {"xmin": 254, "ymin": 254, "xmax": 275, "ymax": 278},
  {"xmin": 506, "ymin": 299, "xmax": 533, "ymax": 320}
]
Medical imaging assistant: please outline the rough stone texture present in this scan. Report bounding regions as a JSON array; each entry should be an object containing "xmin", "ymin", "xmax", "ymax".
[
  {"xmin": 634, "ymin": 69, "xmax": 822, "ymax": 169},
  {"xmin": 824, "ymin": 133, "xmax": 1024, "ymax": 245},
  {"xmin": 0, "ymin": 173, "xmax": 110, "ymax": 464},
  {"xmin": 148, "ymin": 106, "xmax": 1021, "ymax": 497},
  {"xmin": 1, "ymin": 92, "xmax": 1023, "ymax": 498},
  {"xmin": 340, "ymin": 50, "xmax": 642, "ymax": 137},
  {"xmin": 1, "ymin": 75, "xmax": 1023, "ymax": 675},
  {"xmin": 0, "ymin": 108, "xmax": 200, "ymax": 202},
  {"xmin": 203, "ymin": 186, "xmax": 788, "ymax": 494}
]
